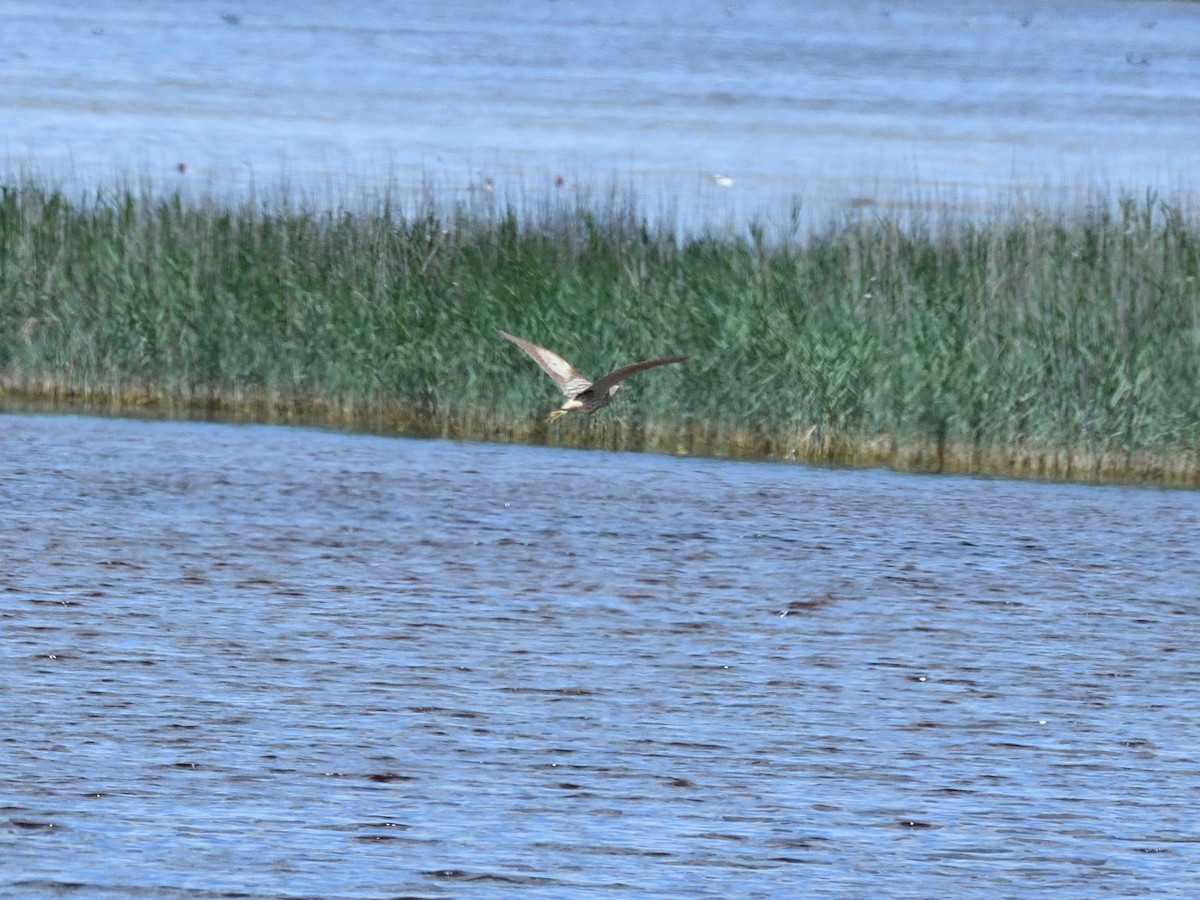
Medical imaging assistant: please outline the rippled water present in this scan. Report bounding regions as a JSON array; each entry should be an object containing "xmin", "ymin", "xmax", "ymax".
[
  {"xmin": 4, "ymin": 0, "xmax": 1199, "ymax": 227},
  {"xmin": 3, "ymin": 412, "xmax": 1200, "ymax": 896}
]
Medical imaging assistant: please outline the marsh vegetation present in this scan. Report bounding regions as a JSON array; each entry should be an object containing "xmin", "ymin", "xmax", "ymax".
[{"xmin": 2, "ymin": 180, "xmax": 1197, "ymax": 484}]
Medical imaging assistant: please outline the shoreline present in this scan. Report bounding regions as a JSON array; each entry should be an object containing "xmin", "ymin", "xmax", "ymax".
[{"xmin": 4, "ymin": 381, "xmax": 1195, "ymax": 489}]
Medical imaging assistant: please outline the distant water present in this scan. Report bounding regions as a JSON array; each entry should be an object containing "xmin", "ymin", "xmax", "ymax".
[
  {"xmin": 3, "ymin": 0, "xmax": 1199, "ymax": 229},
  {"xmin": 3, "ymin": 412, "xmax": 1200, "ymax": 897}
]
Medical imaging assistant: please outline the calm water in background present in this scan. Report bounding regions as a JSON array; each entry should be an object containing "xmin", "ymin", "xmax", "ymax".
[
  {"xmin": 3, "ymin": 0, "xmax": 1200, "ymax": 228},
  {"xmin": 3, "ymin": 412, "xmax": 1200, "ymax": 897}
]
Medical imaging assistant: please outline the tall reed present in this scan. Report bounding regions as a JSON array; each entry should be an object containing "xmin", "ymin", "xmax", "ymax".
[{"xmin": 1, "ymin": 181, "xmax": 1197, "ymax": 483}]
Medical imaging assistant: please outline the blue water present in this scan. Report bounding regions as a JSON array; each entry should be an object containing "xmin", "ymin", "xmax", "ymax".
[
  {"xmin": 3, "ymin": 412, "xmax": 1199, "ymax": 896},
  {"xmin": 3, "ymin": 0, "xmax": 1199, "ymax": 229}
]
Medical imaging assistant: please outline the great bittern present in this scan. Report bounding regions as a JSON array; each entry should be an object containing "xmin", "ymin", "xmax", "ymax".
[{"xmin": 499, "ymin": 330, "xmax": 688, "ymax": 422}]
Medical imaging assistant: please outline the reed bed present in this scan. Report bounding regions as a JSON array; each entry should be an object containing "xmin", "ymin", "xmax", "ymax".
[{"xmin": 2, "ymin": 180, "xmax": 1198, "ymax": 485}]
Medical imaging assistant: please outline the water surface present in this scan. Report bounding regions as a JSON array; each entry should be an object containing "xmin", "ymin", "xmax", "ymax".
[
  {"xmin": 3, "ymin": 0, "xmax": 1199, "ymax": 227},
  {"xmin": 3, "ymin": 412, "xmax": 1199, "ymax": 896}
]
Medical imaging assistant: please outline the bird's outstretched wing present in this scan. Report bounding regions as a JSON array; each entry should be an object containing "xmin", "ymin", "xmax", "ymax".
[
  {"xmin": 590, "ymin": 355, "xmax": 689, "ymax": 395},
  {"xmin": 498, "ymin": 330, "xmax": 593, "ymax": 398}
]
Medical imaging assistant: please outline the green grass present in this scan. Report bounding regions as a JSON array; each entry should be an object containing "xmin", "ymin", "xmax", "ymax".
[{"xmin": 2, "ymin": 179, "xmax": 1199, "ymax": 484}]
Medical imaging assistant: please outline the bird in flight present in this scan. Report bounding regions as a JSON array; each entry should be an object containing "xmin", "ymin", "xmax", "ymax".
[{"xmin": 498, "ymin": 330, "xmax": 688, "ymax": 421}]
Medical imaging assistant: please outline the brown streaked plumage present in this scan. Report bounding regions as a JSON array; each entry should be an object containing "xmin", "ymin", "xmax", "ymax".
[{"xmin": 498, "ymin": 330, "xmax": 688, "ymax": 421}]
